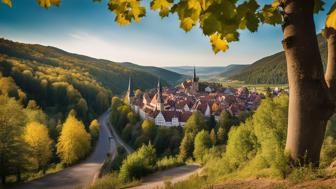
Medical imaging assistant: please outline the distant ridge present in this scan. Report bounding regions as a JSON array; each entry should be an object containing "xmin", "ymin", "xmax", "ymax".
[{"xmin": 166, "ymin": 65, "xmax": 248, "ymax": 78}]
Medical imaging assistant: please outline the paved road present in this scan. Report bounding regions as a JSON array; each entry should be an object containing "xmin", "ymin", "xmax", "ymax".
[
  {"xmin": 128, "ymin": 165, "xmax": 202, "ymax": 189},
  {"xmin": 106, "ymin": 118, "xmax": 133, "ymax": 154},
  {"xmin": 12, "ymin": 111, "xmax": 115, "ymax": 189}
]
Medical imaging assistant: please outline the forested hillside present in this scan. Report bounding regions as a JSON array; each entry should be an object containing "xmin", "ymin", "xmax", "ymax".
[
  {"xmin": 119, "ymin": 62, "xmax": 188, "ymax": 85},
  {"xmin": 228, "ymin": 35, "xmax": 327, "ymax": 84},
  {"xmin": 0, "ymin": 38, "xmax": 183, "ymax": 95}
]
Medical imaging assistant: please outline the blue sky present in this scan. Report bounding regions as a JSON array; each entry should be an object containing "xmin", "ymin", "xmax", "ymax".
[{"xmin": 0, "ymin": 0, "xmax": 332, "ymax": 67}]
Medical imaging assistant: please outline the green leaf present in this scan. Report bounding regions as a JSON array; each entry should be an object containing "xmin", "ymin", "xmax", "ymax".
[
  {"xmin": 201, "ymin": 13, "xmax": 222, "ymax": 35},
  {"xmin": 245, "ymin": 12, "xmax": 259, "ymax": 32},
  {"xmin": 225, "ymin": 32, "xmax": 239, "ymax": 42},
  {"xmin": 259, "ymin": 3, "xmax": 282, "ymax": 25}
]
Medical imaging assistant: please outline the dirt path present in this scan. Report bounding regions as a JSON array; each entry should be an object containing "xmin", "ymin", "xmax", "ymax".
[
  {"xmin": 12, "ymin": 111, "xmax": 115, "ymax": 189},
  {"xmin": 128, "ymin": 165, "xmax": 202, "ymax": 189}
]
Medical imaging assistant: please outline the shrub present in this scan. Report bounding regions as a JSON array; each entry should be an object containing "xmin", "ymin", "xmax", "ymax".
[
  {"xmin": 118, "ymin": 143, "xmax": 156, "ymax": 182},
  {"xmin": 89, "ymin": 119, "xmax": 99, "ymax": 142},
  {"xmin": 156, "ymin": 156, "xmax": 184, "ymax": 171}
]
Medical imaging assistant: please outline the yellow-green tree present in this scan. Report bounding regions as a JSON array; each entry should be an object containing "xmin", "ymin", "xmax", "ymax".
[
  {"xmin": 57, "ymin": 114, "xmax": 91, "ymax": 165},
  {"xmin": 217, "ymin": 127, "xmax": 225, "ymax": 145},
  {"xmin": 0, "ymin": 95, "xmax": 27, "ymax": 184},
  {"xmin": 179, "ymin": 133, "xmax": 194, "ymax": 161},
  {"xmin": 24, "ymin": 122, "xmax": 53, "ymax": 172},
  {"xmin": 141, "ymin": 119, "xmax": 157, "ymax": 142},
  {"xmin": 89, "ymin": 119, "xmax": 100, "ymax": 142},
  {"xmin": 193, "ymin": 130, "xmax": 212, "ymax": 163},
  {"xmin": 210, "ymin": 128, "xmax": 217, "ymax": 146}
]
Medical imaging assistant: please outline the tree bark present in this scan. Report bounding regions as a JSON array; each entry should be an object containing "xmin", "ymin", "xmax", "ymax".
[
  {"xmin": 282, "ymin": 0, "xmax": 334, "ymax": 166},
  {"xmin": 325, "ymin": 28, "xmax": 336, "ymax": 97}
]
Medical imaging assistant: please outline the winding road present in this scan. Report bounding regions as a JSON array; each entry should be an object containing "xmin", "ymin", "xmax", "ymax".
[
  {"xmin": 128, "ymin": 165, "xmax": 202, "ymax": 189},
  {"xmin": 12, "ymin": 110, "xmax": 116, "ymax": 189},
  {"xmin": 11, "ymin": 110, "xmax": 202, "ymax": 189}
]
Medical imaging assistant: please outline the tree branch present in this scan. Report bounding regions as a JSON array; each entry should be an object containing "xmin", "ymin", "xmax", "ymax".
[{"xmin": 325, "ymin": 27, "xmax": 336, "ymax": 102}]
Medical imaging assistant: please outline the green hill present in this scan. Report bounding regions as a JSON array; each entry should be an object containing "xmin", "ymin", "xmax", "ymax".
[
  {"xmin": 0, "ymin": 38, "xmax": 185, "ymax": 122},
  {"xmin": 119, "ymin": 62, "xmax": 188, "ymax": 85},
  {"xmin": 217, "ymin": 64, "xmax": 249, "ymax": 78},
  {"xmin": 228, "ymin": 35, "xmax": 327, "ymax": 84},
  {"xmin": 0, "ymin": 38, "xmax": 183, "ymax": 95}
]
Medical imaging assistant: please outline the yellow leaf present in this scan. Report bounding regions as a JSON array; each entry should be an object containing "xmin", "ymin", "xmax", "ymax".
[
  {"xmin": 326, "ymin": 3, "xmax": 336, "ymax": 29},
  {"xmin": 37, "ymin": 0, "xmax": 61, "ymax": 8},
  {"xmin": 210, "ymin": 33, "xmax": 229, "ymax": 54},
  {"xmin": 116, "ymin": 15, "xmax": 131, "ymax": 25},
  {"xmin": 181, "ymin": 17, "xmax": 194, "ymax": 32},
  {"xmin": 271, "ymin": 0, "xmax": 280, "ymax": 9},
  {"xmin": 2, "ymin": 0, "xmax": 12, "ymax": 7}
]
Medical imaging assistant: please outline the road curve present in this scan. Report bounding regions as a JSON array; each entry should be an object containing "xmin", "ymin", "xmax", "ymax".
[
  {"xmin": 107, "ymin": 118, "xmax": 133, "ymax": 154},
  {"xmin": 128, "ymin": 165, "xmax": 202, "ymax": 189},
  {"xmin": 12, "ymin": 111, "xmax": 115, "ymax": 189}
]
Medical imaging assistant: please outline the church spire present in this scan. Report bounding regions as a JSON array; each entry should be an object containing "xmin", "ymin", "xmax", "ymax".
[
  {"xmin": 157, "ymin": 78, "xmax": 163, "ymax": 103},
  {"xmin": 128, "ymin": 76, "xmax": 135, "ymax": 97},
  {"xmin": 156, "ymin": 78, "xmax": 164, "ymax": 111},
  {"xmin": 193, "ymin": 66, "xmax": 197, "ymax": 81},
  {"xmin": 126, "ymin": 76, "xmax": 135, "ymax": 105}
]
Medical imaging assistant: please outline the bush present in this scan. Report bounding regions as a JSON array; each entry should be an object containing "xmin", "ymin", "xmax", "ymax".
[
  {"xmin": 156, "ymin": 156, "xmax": 184, "ymax": 171},
  {"xmin": 110, "ymin": 145, "xmax": 128, "ymax": 171},
  {"xmin": 118, "ymin": 143, "xmax": 156, "ymax": 182},
  {"xmin": 320, "ymin": 118, "xmax": 336, "ymax": 168},
  {"xmin": 89, "ymin": 119, "xmax": 100, "ymax": 142},
  {"xmin": 201, "ymin": 95, "xmax": 290, "ymax": 179}
]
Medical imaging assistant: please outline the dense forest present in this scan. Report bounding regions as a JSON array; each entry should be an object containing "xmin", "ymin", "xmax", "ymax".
[
  {"xmin": 0, "ymin": 38, "xmax": 185, "ymax": 96},
  {"xmin": 227, "ymin": 35, "xmax": 327, "ymax": 84}
]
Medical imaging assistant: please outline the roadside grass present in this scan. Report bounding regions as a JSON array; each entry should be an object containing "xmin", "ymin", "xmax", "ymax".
[
  {"xmin": 5, "ymin": 163, "xmax": 64, "ymax": 184},
  {"xmin": 87, "ymin": 173, "xmax": 140, "ymax": 189}
]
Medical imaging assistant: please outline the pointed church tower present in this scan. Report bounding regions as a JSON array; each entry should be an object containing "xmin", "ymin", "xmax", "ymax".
[
  {"xmin": 156, "ymin": 78, "xmax": 164, "ymax": 111},
  {"xmin": 192, "ymin": 66, "xmax": 199, "ymax": 92},
  {"xmin": 126, "ymin": 76, "xmax": 135, "ymax": 105}
]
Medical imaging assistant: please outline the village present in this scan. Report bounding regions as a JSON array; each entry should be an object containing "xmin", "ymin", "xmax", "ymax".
[{"xmin": 125, "ymin": 67, "xmax": 285, "ymax": 127}]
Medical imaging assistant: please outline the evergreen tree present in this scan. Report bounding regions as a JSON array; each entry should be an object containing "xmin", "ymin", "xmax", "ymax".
[
  {"xmin": 179, "ymin": 133, "xmax": 194, "ymax": 161},
  {"xmin": 210, "ymin": 129, "xmax": 217, "ymax": 146}
]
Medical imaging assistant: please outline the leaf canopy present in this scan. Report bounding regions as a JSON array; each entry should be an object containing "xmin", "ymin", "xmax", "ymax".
[{"xmin": 1, "ymin": 0, "xmax": 329, "ymax": 53}]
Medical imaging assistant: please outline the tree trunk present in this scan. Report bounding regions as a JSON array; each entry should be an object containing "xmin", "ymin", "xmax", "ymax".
[
  {"xmin": 282, "ymin": 0, "xmax": 334, "ymax": 166},
  {"xmin": 325, "ymin": 28, "xmax": 336, "ymax": 96}
]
